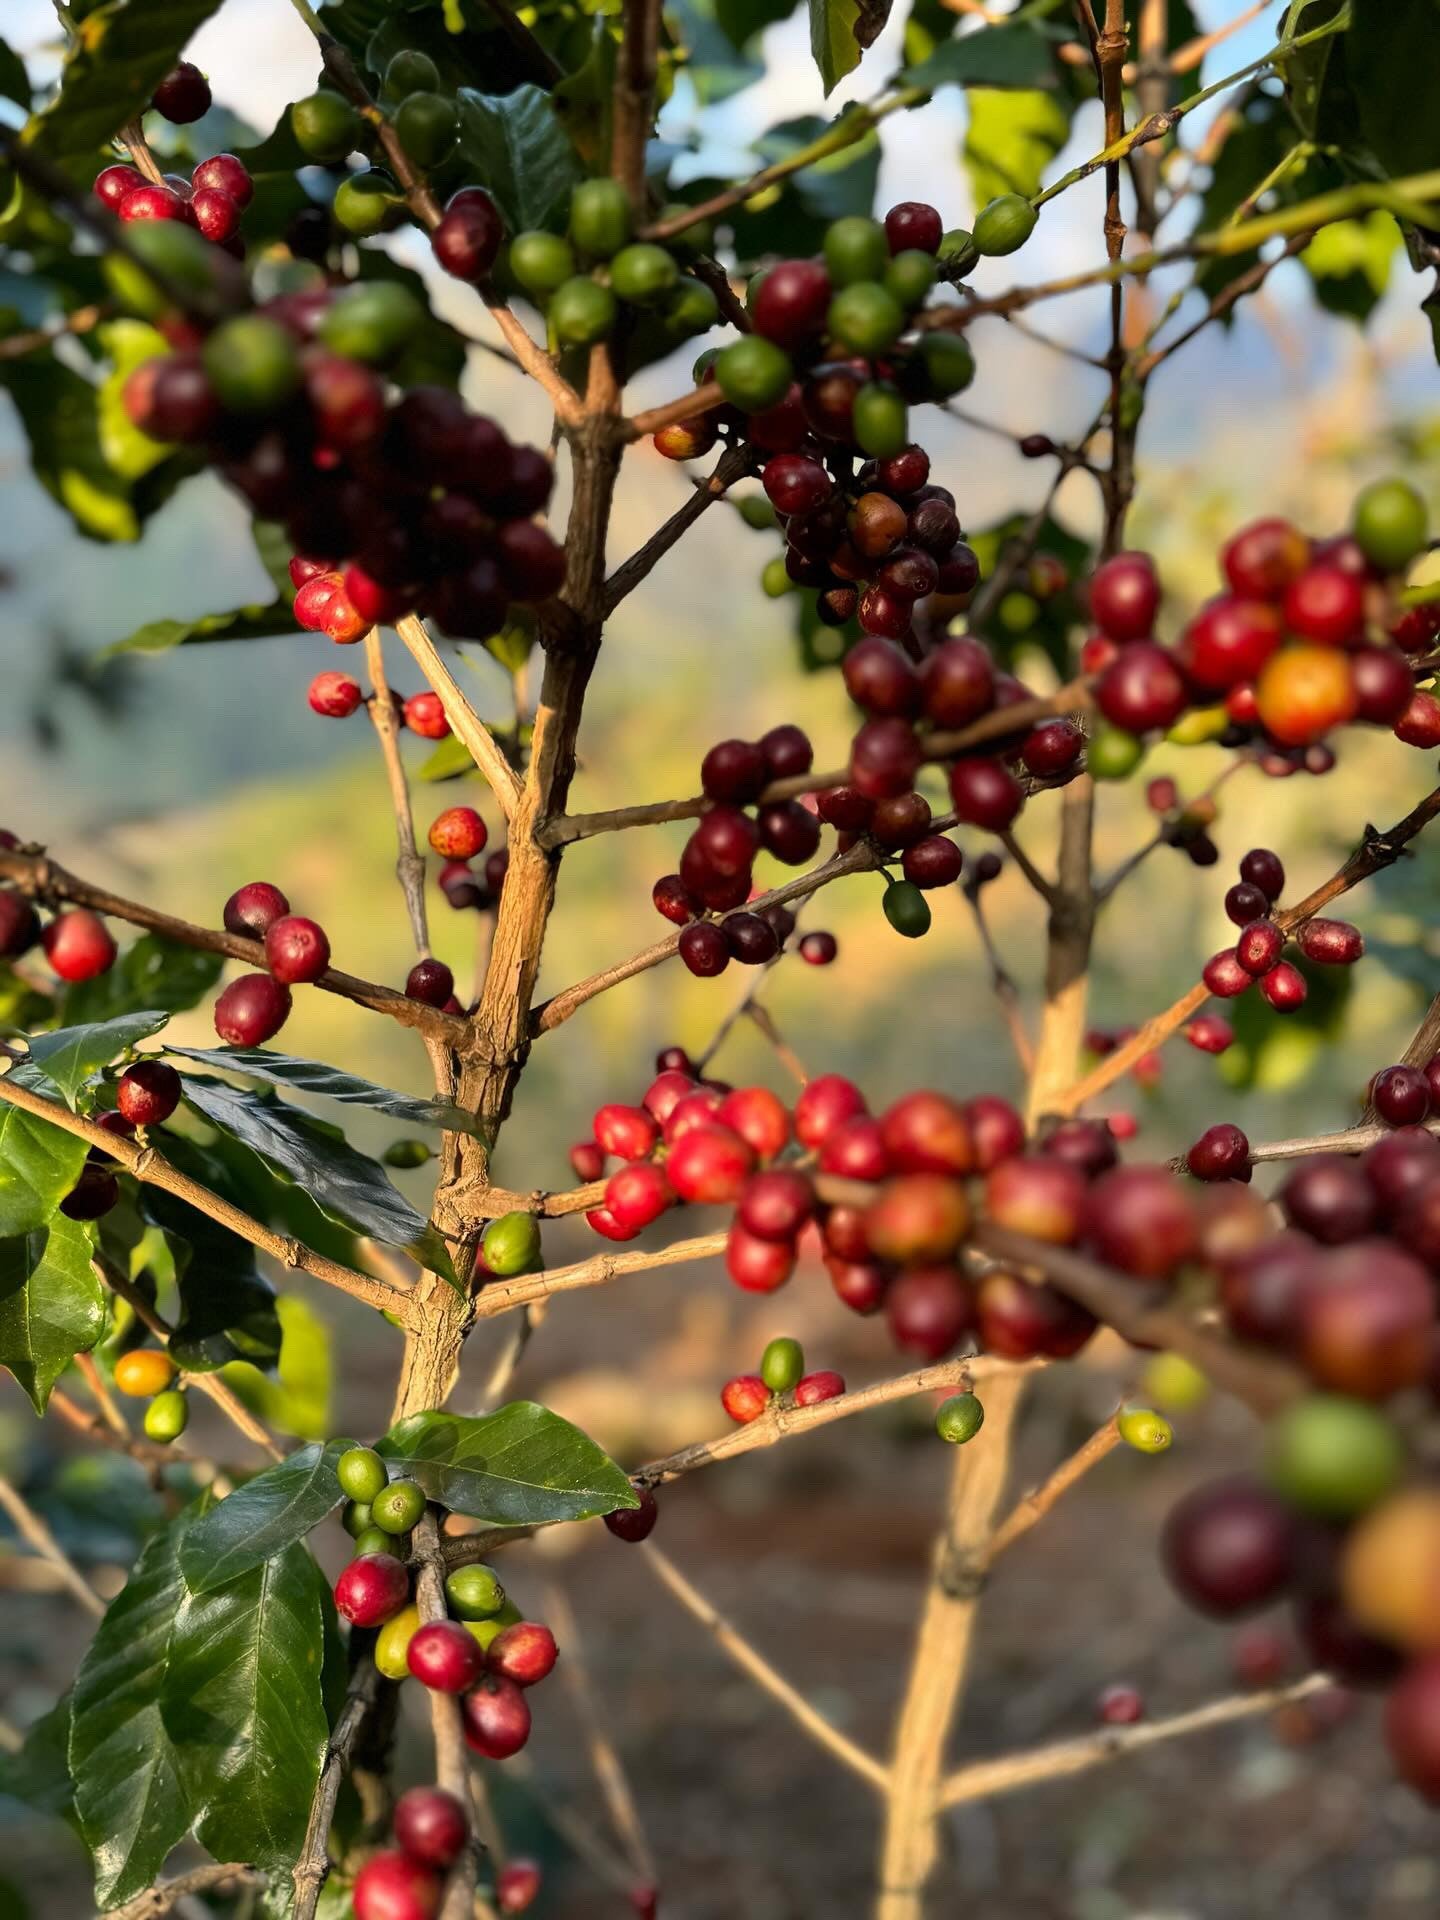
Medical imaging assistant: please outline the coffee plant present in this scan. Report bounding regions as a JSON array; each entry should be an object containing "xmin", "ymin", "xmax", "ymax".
[{"xmin": 0, "ymin": 0, "xmax": 1439, "ymax": 1913}]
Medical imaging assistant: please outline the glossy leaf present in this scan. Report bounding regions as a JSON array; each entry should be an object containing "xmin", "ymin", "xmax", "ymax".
[
  {"xmin": 61, "ymin": 936, "xmax": 223, "ymax": 1025},
  {"xmin": 164, "ymin": 1045, "xmax": 486, "ymax": 1136},
  {"xmin": 0, "ymin": 1099, "xmax": 88, "ymax": 1238},
  {"xmin": 102, "ymin": 600, "xmax": 298, "ymax": 659},
  {"xmin": 381, "ymin": 1403, "xmax": 639, "ymax": 1527},
  {"xmin": 455, "ymin": 86, "xmax": 581, "ymax": 232},
  {"xmin": 141, "ymin": 1183, "xmax": 281, "ymax": 1374},
  {"xmin": 902, "ymin": 20, "xmax": 1063, "ymax": 90},
  {"xmin": 179, "ymin": 1440, "xmax": 349, "ymax": 1593},
  {"xmin": 69, "ymin": 1512, "xmax": 194, "ymax": 1906},
  {"xmin": 178, "ymin": 1074, "xmax": 451, "ymax": 1267},
  {"xmin": 1346, "ymin": 0, "xmax": 1434, "ymax": 178},
  {"xmin": 809, "ymin": 0, "xmax": 863, "ymax": 94},
  {"xmin": 0, "ymin": 355, "xmax": 141, "ymax": 543},
  {"xmin": 22, "ymin": 1010, "xmax": 169, "ymax": 1103},
  {"xmin": 165, "ymin": 1544, "xmax": 329, "ymax": 1871},
  {"xmin": 962, "ymin": 88, "xmax": 1072, "ymax": 204},
  {"xmin": 0, "ymin": 36, "xmax": 30, "ymax": 110},
  {"xmin": 0, "ymin": 1215, "xmax": 103, "ymax": 1412}
]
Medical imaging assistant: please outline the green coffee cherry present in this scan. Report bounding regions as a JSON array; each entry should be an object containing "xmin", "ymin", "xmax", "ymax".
[
  {"xmin": 144, "ymin": 1389, "xmax": 189, "ymax": 1443},
  {"xmin": 550, "ymin": 275, "xmax": 617, "ymax": 347},
  {"xmin": 760, "ymin": 1337, "xmax": 804, "ymax": 1394},
  {"xmin": 827, "ymin": 282, "xmax": 903, "ymax": 356},
  {"xmin": 291, "ymin": 91, "xmax": 362, "ymax": 165},
  {"xmin": 372, "ymin": 1479, "xmax": 427, "ymax": 1534},
  {"xmin": 342, "ymin": 1500, "xmax": 375, "ymax": 1538},
  {"xmin": 375, "ymin": 1605, "xmax": 420, "ymax": 1680},
  {"xmin": 823, "ymin": 215, "xmax": 888, "ymax": 287},
  {"xmin": 885, "ymin": 248, "xmax": 936, "ymax": 310},
  {"xmin": 394, "ymin": 92, "xmax": 458, "ymax": 168},
  {"xmin": 353, "ymin": 1526, "xmax": 391, "ymax": 1557},
  {"xmin": 935, "ymin": 1393, "xmax": 985, "ymax": 1445},
  {"xmin": 918, "ymin": 332, "xmax": 976, "ymax": 399},
  {"xmin": 338, "ymin": 1445, "xmax": 390, "ymax": 1502},
  {"xmin": 482, "ymin": 1210, "xmax": 543, "ymax": 1278},
  {"xmin": 761, "ymin": 556, "xmax": 794, "ymax": 597},
  {"xmin": 492, "ymin": 1595, "xmax": 523, "ymax": 1628},
  {"xmin": 739, "ymin": 496, "xmax": 778, "ymax": 531},
  {"xmin": 973, "ymin": 194, "xmax": 1037, "ymax": 257},
  {"xmin": 1087, "ymin": 725, "xmax": 1144, "ymax": 781},
  {"xmin": 201, "ymin": 315, "xmax": 302, "ymax": 414},
  {"xmin": 333, "ymin": 169, "xmax": 400, "ymax": 238},
  {"xmin": 510, "ymin": 230, "xmax": 577, "ymax": 299},
  {"xmin": 383, "ymin": 49, "xmax": 440, "ymax": 99},
  {"xmin": 445, "ymin": 1562, "xmax": 507, "ymax": 1620},
  {"xmin": 1352, "ymin": 477, "xmax": 1429, "ymax": 573},
  {"xmin": 692, "ymin": 345, "xmax": 721, "ymax": 383},
  {"xmin": 655, "ymin": 204, "xmax": 715, "ymax": 260},
  {"xmin": 998, "ymin": 590, "xmax": 1038, "ymax": 634},
  {"xmin": 883, "ymin": 878, "xmax": 931, "ymax": 938},
  {"xmin": 853, "ymin": 383, "xmax": 908, "ymax": 459},
  {"xmin": 937, "ymin": 227, "xmax": 976, "ymax": 275},
  {"xmin": 464, "ymin": 1616, "xmax": 506, "ymax": 1654},
  {"xmin": 665, "ymin": 276, "xmax": 720, "ymax": 336},
  {"xmin": 610, "ymin": 243, "xmax": 679, "ymax": 306},
  {"xmin": 1141, "ymin": 1351, "xmax": 1209, "ymax": 1411},
  {"xmin": 1264, "ymin": 1394, "xmax": 1405, "ymax": 1518},
  {"xmin": 715, "ymin": 336, "xmax": 792, "ymax": 411},
  {"xmin": 570, "ymin": 178, "xmax": 634, "ymax": 258},
  {"xmin": 317, "ymin": 282, "xmax": 424, "ymax": 363},
  {"xmin": 382, "ymin": 1139, "xmax": 433, "ymax": 1169},
  {"xmin": 1117, "ymin": 1407, "xmax": 1173, "ymax": 1454},
  {"xmin": 104, "ymin": 221, "xmax": 223, "ymax": 319}
]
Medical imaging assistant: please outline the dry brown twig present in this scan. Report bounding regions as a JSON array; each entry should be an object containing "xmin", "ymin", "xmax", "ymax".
[{"xmin": 0, "ymin": 1473, "xmax": 105, "ymax": 1617}]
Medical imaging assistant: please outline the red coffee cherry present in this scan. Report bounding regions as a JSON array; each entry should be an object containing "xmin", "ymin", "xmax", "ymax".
[
  {"xmin": 739, "ymin": 1170, "xmax": 814, "ymax": 1241},
  {"xmin": 1181, "ymin": 597, "xmax": 1282, "ymax": 691},
  {"xmin": 1083, "ymin": 1164, "xmax": 1196, "ymax": 1280},
  {"xmin": 406, "ymin": 959, "xmax": 455, "ymax": 1008},
  {"xmin": 1298, "ymin": 1241, "xmax": 1435, "ymax": 1398},
  {"xmin": 604, "ymin": 1484, "xmax": 659, "ymax": 1543},
  {"xmin": 408, "ymin": 1620, "xmax": 486, "ymax": 1694},
  {"xmin": 1372, "ymin": 1065, "xmax": 1431, "ymax": 1127},
  {"xmin": 725, "ymin": 1222, "xmax": 797, "ymax": 1292},
  {"xmin": 353, "ymin": 1851, "xmax": 441, "ymax": 1920},
  {"xmin": 42, "ymin": 909, "xmax": 117, "ymax": 981},
  {"xmin": 1235, "ymin": 919, "xmax": 1284, "ymax": 976},
  {"xmin": 794, "ymin": 1369, "xmax": 846, "ymax": 1405},
  {"xmin": 604, "ymin": 1163, "xmax": 674, "ymax": 1233},
  {"xmin": 1161, "ymin": 1478, "xmax": 1297, "ymax": 1617},
  {"xmin": 975, "ymin": 1270, "xmax": 1096, "ymax": 1359},
  {"xmin": 1201, "ymin": 949, "xmax": 1252, "ymax": 999},
  {"xmin": 429, "ymin": 807, "xmax": 488, "ymax": 860},
  {"xmin": 1184, "ymin": 1014, "xmax": 1234, "ymax": 1055},
  {"xmin": 1096, "ymin": 643, "xmax": 1187, "ymax": 733},
  {"xmin": 334, "ymin": 1553, "xmax": 410, "ymax": 1627},
  {"xmin": 1098, "ymin": 1684, "xmax": 1145, "ymax": 1726},
  {"xmin": 60, "ymin": 1165, "xmax": 120, "ymax": 1221},
  {"xmin": 593, "ymin": 1103, "xmax": 659, "ymax": 1161},
  {"xmin": 1386, "ymin": 1657, "xmax": 1440, "ymax": 1802},
  {"xmin": 668, "ymin": 1125, "xmax": 753, "ymax": 1204},
  {"xmin": 1186, "ymin": 1122, "xmax": 1250, "ymax": 1182},
  {"xmin": 151, "ymin": 61, "xmax": 212, "ymax": 123},
  {"xmin": 717, "ymin": 1086, "xmax": 791, "ymax": 1160},
  {"xmin": 214, "ymin": 974, "xmax": 291, "ymax": 1045},
  {"xmin": 864, "ymin": 1173, "xmax": 970, "ymax": 1265},
  {"xmin": 984, "ymin": 1154, "xmax": 1085, "ymax": 1244},
  {"xmin": 752, "ymin": 259, "xmax": 832, "ymax": 347},
  {"xmin": 794, "ymin": 1074, "xmax": 866, "ymax": 1149},
  {"xmin": 193, "ymin": 152, "xmax": 254, "ymax": 208},
  {"xmin": 309, "ymin": 670, "xmax": 364, "ymax": 717},
  {"xmin": 393, "ymin": 1786, "xmax": 468, "ymax": 1871},
  {"xmin": 1259, "ymin": 960, "xmax": 1308, "ymax": 1011},
  {"xmin": 0, "ymin": 892, "xmax": 38, "ymax": 960},
  {"xmin": 94, "ymin": 163, "xmax": 145, "ymax": 209},
  {"xmin": 880, "ymin": 1091, "xmax": 974, "ymax": 1175},
  {"xmin": 948, "ymin": 758, "xmax": 1022, "ymax": 832},
  {"xmin": 721, "ymin": 1373, "xmax": 771, "ymax": 1423},
  {"xmin": 488, "ymin": 1621, "xmax": 558, "ymax": 1687},
  {"xmin": 1296, "ymin": 916, "xmax": 1363, "ymax": 964},
  {"xmin": 1218, "ymin": 1231, "xmax": 1313, "ymax": 1346},
  {"xmin": 460, "ymin": 1675, "xmax": 532, "ymax": 1758},
  {"xmin": 264, "ymin": 915, "xmax": 330, "ymax": 984},
  {"xmin": 117, "ymin": 1061, "xmax": 182, "ymax": 1128},
  {"xmin": 496, "ymin": 1860, "xmax": 543, "ymax": 1913},
  {"xmin": 404, "ymin": 691, "xmax": 451, "ymax": 739},
  {"xmin": 1089, "ymin": 551, "xmax": 1160, "ymax": 642},
  {"xmin": 885, "ymin": 1265, "xmax": 973, "ymax": 1359},
  {"xmin": 224, "ymin": 880, "xmax": 290, "ymax": 938},
  {"xmin": 1283, "ymin": 563, "xmax": 1365, "ymax": 646},
  {"xmin": 433, "ymin": 187, "xmax": 504, "ymax": 282},
  {"xmin": 1221, "ymin": 517, "xmax": 1309, "ymax": 599},
  {"xmin": 1279, "ymin": 1156, "xmax": 1376, "ymax": 1243}
]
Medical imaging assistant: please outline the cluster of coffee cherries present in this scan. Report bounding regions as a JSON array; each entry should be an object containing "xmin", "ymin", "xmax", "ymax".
[
  {"xmin": 332, "ymin": 1448, "xmax": 558, "ymax": 1788},
  {"xmin": 352, "ymin": 1786, "xmax": 539, "ymax": 1919},
  {"xmin": 720, "ymin": 1333, "xmax": 844, "ymax": 1424},
  {"xmin": 59, "ymin": 1055, "xmax": 184, "ymax": 1226},
  {"xmin": 109, "ymin": 1342, "xmax": 189, "ymax": 1444},
  {"xmin": 1193, "ymin": 844, "xmax": 1364, "ymax": 1030},
  {"xmin": 651, "ymin": 725, "xmax": 845, "ymax": 974},
  {"xmin": 208, "ymin": 878, "xmax": 336, "ymax": 1046},
  {"xmin": 1082, "ymin": 479, "xmax": 1435, "ymax": 781},
  {"xmin": 94, "ymin": 145, "xmax": 252, "ymax": 253}
]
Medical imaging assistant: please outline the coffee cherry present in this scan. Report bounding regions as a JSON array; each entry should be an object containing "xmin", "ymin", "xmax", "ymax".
[
  {"xmin": 851, "ymin": 718, "xmax": 922, "ymax": 799},
  {"xmin": 432, "ymin": 187, "xmax": 503, "ymax": 283},
  {"xmin": 725, "ymin": 1222, "xmax": 796, "ymax": 1291},
  {"xmin": 678, "ymin": 923, "xmax": 729, "ymax": 977},
  {"xmin": 394, "ymin": 1786, "xmax": 469, "ymax": 1872},
  {"xmin": 759, "ymin": 1336, "xmax": 805, "ymax": 1394},
  {"xmin": 151, "ymin": 61, "xmax": 211, "ymax": 122},
  {"xmin": 715, "ymin": 336, "xmax": 792, "ymax": 411},
  {"xmin": 1372, "ymin": 1065, "xmax": 1431, "ymax": 1127},
  {"xmin": 142, "ymin": 1388, "xmax": 188, "ymax": 1443},
  {"xmin": 59, "ymin": 1164, "xmax": 117, "ymax": 1220},
  {"xmin": 1042, "ymin": 1119, "xmax": 1117, "ymax": 1178},
  {"xmin": 762, "ymin": 453, "xmax": 832, "ymax": 517},
  {"xmin": 488, "ymin": 1621, "xmax": 558, "ymax": 1688},
  {"xmin": 593, "ymin": 1103, "xmax": 659, "ymax": 1162},
  {"xmin": 94, "ymin": 164, "xmax": 145, "ymax": 210},
  {"xmin": 428, "ymin": 807, "xmax": 488, "ymax": 861},
  {"xmin": 885, "ymin": 1265, "xmax": 973, "ymax": 1359},
  {"xmin": 1162, "ymin": 1478, "xmax": 1296, "ymax": 1616},
  {"xmin": 882, "ymin": 879, "xmax": 931, "ymax": 939},
  {"xmin": 214, "ymin": 973, "xmax": 291, "ymax": 1045},
  {"xmin": 948, "ymin": 759, "xmax": 1022, "ymax": 831},
  {"xmin": 1084, "ymin": 1164, "xmax": 1196, "ymax": 1280},
  {"xmin": 700, "ymin": 739, "xmax": 766, "ymax": 805},
  {"xmin": 879, "ymin": 1091, "xmax": 974, "ymax": 1178},
  {"xmin": 1265, "ymin": 1394, "xmax": 1404, "ymax": 1518},
  {"xmin": 115, "ymin": 1349, "xmax": 176, "ymax": 1397},
  {"xmin": 1222, "ymin": 882, "xmax": 1268, "ymax": 929},
  {"xmin": 1187, "ymin": 1123, "xmax": 1250, "ymax": 1182},
  {"xmin": 1236, "ymin": 847, "xmax": 1283, "ymax": 900},
  {"xmin": 1395, "ymin": 690, "xmax": 1440, "ymax": 748},
  {"xmin": 799, "ymin": 930, "xmax": 838, "ymax": 966},
  {"xmin": 339, "ymin": 1446, "xmax": 389, "ymax": 1503},
  {"xmin": 668, "ymin": 1125, "xmax": 753, "ymax": 1204},
  {"xmin": 1181, "ymin": 596, "xmax": 1283, "ymax": 691},
  {"xmin": 444, "ymin": 1565, "xmax": 506, "ymax": 1624},
  {"xmin": 263, "ymin": 915, "xmax": 330, "ymax": 986},
  {"xmin": 1234, "ymin": 918, "xmax": 1283, "ymax": 976},
  {"xmin": 752, "ymin": 259, "xmax": 832, "ymax": 346},
  {"xmin": 795, "ymin": 1074, "xmax": 866, "ymax": 1149},
  {"xmin": 1279, "ymin": 1157, "xmax": 1376, "ymax": 1243},
  {"xmin": 721, "ymin": 1374, "xmax": 770, "ymax": 1423},
  {"xmin": 1222, "ymin": 517, "xmax": 1310, "ymax": 599},
  {"xmin": 960, "ymin": 1095, "xmax": 1023, "ymax": 1174},
  {"xmin": 225, "ymin": 884, "xmax": 290, "ymax": 943},
  {"xmin": 1096, "ymin": 643, "xmax": 1186, "ymax": 733},
  {"xmin": 844, "ymin": 638, "xmax": 920, "ymax": 718},
  {"xmin": 935, "ymin": 1392, "xmax": 984, "ymax": 1444},
  {"xmin": 1284, "ymin": 563, "xmax": 1365, "ymax": 646},
  {"xmin": 1117, "ymin": 1407, "xmax": 1172, "ymax": 1453},
  {"xmin": 823, "ymin": 215, "xmax": 887, "ymax": 285},
  {"xmin": 1342, "ymin": 1489, "xmax": 1440, "ymax": 1653},
  {"xmin": 1200, "ymin": 948, "xmax": 1252, "ymax": 999},
  {"xmin": 375, "ymin": 1605, "xmax": 421, "ymax": 1681},
  {"xmin": 977, "ymin": 1270, "xmax": 1096, "ymax": 1358},
  {"xmin": 497, "ymin": 1861, "xmax": 542, "ymax": 1913},
  {"xmin": 1089, "ymin": 552, "xmax": 1160, "ymax": 642},
  {"xmin": 42, "ymin": 909, "xmax": 116, "ymax": 982},
  {"xmin": 309, "ymin": 671, "xmax": 363, "ymax": 719},
  {"xmin": 972, "ymin": 193, "xmax": 1037, "ymax": 255},
  {"xmin": 738, "ymin": 1171, "xmax": 813, "ymax": 1244},
  {"xmin": 819, "ymin": 1114, "xmax": 889, "ymax": 1182},
  {"xmin": 1299, "ymin": 1242, "xmax": 1435, "ymax": 1398},
  {"xmin": 405, "ymin": 1619, "xmax": 484, "ymax": 1695},
  {"xmin": 202, "ymin": 315, "xmax": 301, "ymax": 415},
  {"xmin": 717, "ymin": 1085, "xmax": 790, "ymax": 1160},
  {"xmin": 1219, "ymin": 1232, "xmax": 1313, "ymax": 1347},
  {"xmin": 1255, "ymin": 643, "xmax": 1356, "ymax": 745},
  {"xmin": 335, "ymin": 1552, "xmax": 410, "ymax": 1627},
  {"xmin": 406, "ymin": 959, "xmax": 455, "ymax": 1008},
  {"xmin": 0, "ymin": 891, "xmax": 37, "ymax": 960},
  {"xmin": 481, "ymin": 1211, "xmax": 542, "ymax": 1277},
  {"xmin": 1348, "ymin": 646, "xmax": 1414, "ymax": 725},
  {"xmin": 373, "ymin": 1480, "xmax": 427, "ymax": 1535},
  {"xmin": 1184, "ymin": 1014, "xmax": 1234, "ymax": 1055},
  {"xmin": 115, "ymin": 1060, "xmax": 182, "ymax": 1129},
  {"xmin": 865, "ymin": 1173, "xmax": 969, "ymax": 1265},
  {"xmin": 1259, "ymin": 960, "xmax": 1307, "ymax": 1011},
  {"xmin": 353, "ymin": 1851, "xmax": 441, "ymax": 1920},
  {"xmin": 604, "ymin": 1163, "xmax": 674, "ymax": 1234},
  {"xmin": 605, "ymin": 1484, "xmax": 659, "ymax": 1543},
  {"xmin": 795, "ymin": 1369, "xmax": 845, "ymax": 1406},
  {"xmin": 1387, "ymin": 1658, "xmax": 1440, "ymax": 1803},
  {"xmin": 984, "ymin": 1154, "xmax": 1085, "ymax": 1243},
  {"xmin": 1095, "ymin": 1684, "xmax": 1144, "ymax": 1726},
  {"xmin": 1352, "ymin": 477, "xmax": 1428, "ymax": 572}
]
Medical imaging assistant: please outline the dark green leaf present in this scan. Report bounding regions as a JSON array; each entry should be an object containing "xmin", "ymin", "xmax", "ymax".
[
  {"xmin": 455, "ymin": 86, "xmax": 581, "ymax": 231},
  {"xmin": 0, "ymin": 1697, "xmax": 73, "ymax": 1820},
  {"xmin": 809, "ymin": 0, "xmax": 862, "ymax": 94},
  {"xmin": 102, "ymin": 600, "xmax": 298, "ymax": 659},
  {"xmin": 0, "ymin": 1099, "xmax": 88, "ymax": 1239},
  {"xmin": 22, "ymin": 0, "xmax": 227, "ymax": 182},
  {"xmin": 902, "ymin": 20, "xmax": 1062, "ymax": 90},
  {"xmin": 962, "ymin": 87, "xmax": 1072, "ymax": 203},
  {"xmin": 380, "ymin": 1402, "xmax": 639, "ymax": 1527},
  {"xmin": 1280, "ymin": 0, "xmax": 1356, "ymax": 147},
  {"xmin": 141, "ymin": 1180, "xmax": 281, "ymax": 1374},
  {"xmin": 61, "ymin": 937, "xmax": 223, "ymax": 1026},
  {"xmin": 0, "ymin": 1216, "xmax": 103, "ymax": 1413},
  {"xmin": 0, "ymin": 38, "xmax": 31, "ymax": 112},
  {"xmin": 1345, "ymin": 0, "xmax": 1437, "ymax": 179},
  {"xmin": 179, "ymin": 1441, "xmax": 349, "ymax": 1593},
  {"xmin": 178, "ymin": 1074, "xmax": 451, "ymax": 1267},
  {"xmin": 22, "ymin": 1011, "xmax": 169, "ymax": 1104},
  {"xmin": 164, "ymin": 1045, "xmax": 487, "ymax": 1136},
  {"xmin": 0, "ymin": 355, "xmax": 142, "ymax": 542},
  {"xmin": 162, "ymin": 1126, "xmax": 368, "ymax": 1277},
  {"xmin": 70, "ymin": 1512, "xmax": 193, "ymax": 1906},
  {"xmin": 418, "ymin": 733, "xmax": 479, "ymax": 782}
]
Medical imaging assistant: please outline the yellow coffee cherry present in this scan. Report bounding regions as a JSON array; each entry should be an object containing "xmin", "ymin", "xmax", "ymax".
[
  {"xmin": 374, "ymin": 1604, "xmax": 421, "ymax": 1680},
  {"xmin": 114, "ymin": 1349, "xmax": 177, "ymax": 1398}
]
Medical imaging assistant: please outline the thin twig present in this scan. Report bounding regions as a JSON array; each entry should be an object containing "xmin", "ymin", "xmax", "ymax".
[
  {"xmin": 293, "ymin": 1658, "xmax": 385, "ymax": 1919},
  {"xmin": 0, "ymin": 1474, "xmax": 104, "ymax": 1617},
  {"xmin": 543, "ymin": 1586, "xmax": 656, "ymax": 1883},
  {"xmin": 964, "ymin": 886, "xmax": 1035, "ymax": 1076},
  {"xmin": 471, "ymin": 1233, "xmax": 727, "ymax": 1320},
  {"xmin": 602, "ymin": 443, "xmax": 755, "ymax": 615},
  {"xmin": 364, "ymin": 629, "xmax": 430, "ymax": 957},
  {"xmin": 110, "ymin": 1865, "xmax": 262, "ymax": 1919},
  {"xmin": 984, "ymin": 1411, "xmax": 1121, "ymax": 1565},
  {"xmin": 394, "ymin": 617, "xmax": 522, "ymax": 822}
]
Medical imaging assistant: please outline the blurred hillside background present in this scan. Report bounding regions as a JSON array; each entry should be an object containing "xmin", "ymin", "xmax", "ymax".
[{"xmin": 4, "ymin": 0, "xmax": 1440, "ymax": 1913}]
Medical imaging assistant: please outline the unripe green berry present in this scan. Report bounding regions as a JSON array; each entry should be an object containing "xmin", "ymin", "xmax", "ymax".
[
  {"xmin": 918, "ymin": 331, "xmax": 975, "ymax": 398},
  {"xmin": 342, "ymin": 1500, "xmax": 375, "ymax": 1537},
  {"xmin": 715, "ymin": 335, "xmax": 792, "ymax": 411},
  {"xmin": 973, "ymin": 194, "xmax": 1037, "ymax": 257},
  {"xmin": 316, "ymin": 281, "xmax": 423, "ymax": 363},
  {"xmin": 550, "ymin": 275, "xmax": 617, "ymax": 347},
  {"xmin": 352, "ymin": 1526, "xmax": 391, "ymax": 1557},
  {"xmin": 937, "ymin": 227, "xmax": 976, "ymax": 275},
  {"xmin": 1117, "ymin": 1407, "xmax": 1172, "ymax": 1454},
  {"xmin": 372, "ymin": 1479, "xmax": 427, "ymax": 1534},
  {"xmin": 935, "ymin": 1392, "xmax": 984, "ymax": 1444},
  {"xmin": 827, "ymin": 282, "xmax": 903, "ymax": 356},
  {"xmin": 144, "ymin": 1388, "xmax": 188, "ymax": 1443},
  {"xmin": 333, "ymin": 169, "xmax": 400, "ymax": 237},
  {"xmin": 482, "ymin": 1210, "xmax": 543, "ymax": 1277},
  {"xmin": 510, "ymin": 230, "xmax": 577, "ymax": 299},
  {"xmin": 852, "ymin": 382, "xmax": 908, "ymax": 458},
  {"xmin": 445, "ymin": 1562, "xmax": 507, "ymax": 1619},
  {"xmin": 884, "ymin": 248, "xmax": 936, "ymax": 310},
  {"xmin": 1087, "ymin": 725, "xmax": 1144, "ymax": 781},
  {"xmin": 338, "ymin": 1445, "xmax": 390, "ymax": 1502},
  {"xmin": 823, "ymin": 215, "xmax": 887, "ymax": 286},
  {"xmin": 760, "ymin": 1336, "xmax": 804, "ymax": 1393},
  {"xmin": 291, "ymin": 91, "xmax": 362, "ymax": 165},
  {"xmin": 610, "ymin": 242, "xmax": 679, "ymax": 306},
  {"xmin": 883, "ymin": 878, "xmax": 931, "ymax": 938},
  {"xmin": 1264, "ymin": 1394, "xmax": 1404, "ymax": 1518},
  {"xmin": 394, "ymin": 92, "xmax": 458, "ymax": 168},
  {"xmin": 382, "ymin": 1139, "xmax": 433, "ymax": 1169},
  {"xmin": 570, "ymin": 178, "xmax": 634, "ymax": 258},
  {"xmin": 383, "ymin": 49, "xmax": 440, "ymax": 99},
  {"xmin": 665, "ymin": 276, "xmax": 720, "ymax": 336},
  {"xmin": 201, "ymin": 314, "xmax": 302, "ymax": 414},
  {"xmin": 464, "ymin": 1616, "xmax": 506, "ymax": 1654},
  {"xmin": 761, "ymin": 556, "xmax": 794, "ymax": 597},
  {"xmin": 739, "ymin": 496, "xmax": 778, "ymax": 531},
  {"xmin": 692, "ymin": 345, "xmax": 721, "ymax": 383},
  {"xmin": 1352, "ymin": 477, "xmax": 1429, "ymax": 573}
]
